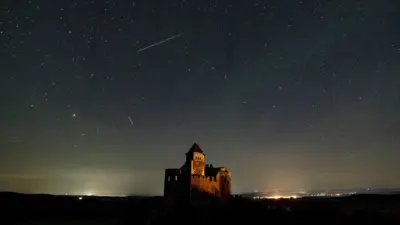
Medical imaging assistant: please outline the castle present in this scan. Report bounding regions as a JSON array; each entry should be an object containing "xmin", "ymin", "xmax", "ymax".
[{"xmin": 164, "ymin": 143, "xmax": 232, "ymax": 203}]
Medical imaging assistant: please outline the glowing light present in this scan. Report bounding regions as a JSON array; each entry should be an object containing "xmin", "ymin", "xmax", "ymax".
[
  {"xmin": 267, "ymin": 195, "xmax": 298, "ymax": 199},
  {"xmin": 78, "ymin": 197, "xmax": 83, "ymax": 200},
  {"xmin": 253, "ymin": 195, "xmax": 299, "ymax": 200}
]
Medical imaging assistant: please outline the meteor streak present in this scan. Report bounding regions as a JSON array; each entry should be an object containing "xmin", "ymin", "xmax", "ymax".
[
  {"xmin": 137, "ymin": 33, "xmax": 185, "ymax": 53},
  {"xmin": 128, "ymin": 116, "xmax": 133, "ymax": 126}
]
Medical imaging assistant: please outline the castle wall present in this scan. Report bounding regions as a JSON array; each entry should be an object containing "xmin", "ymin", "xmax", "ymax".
[
  {"xmin": 165, "ymin": 170, "xmax": 232, "ymax": 202},
  {"xmin": 190, "ymin": 175, "xmax": 220, "ymax": 197},
  {"xmin": 164, "ymin": 169, "xmax": 190, "ymax": 203}
]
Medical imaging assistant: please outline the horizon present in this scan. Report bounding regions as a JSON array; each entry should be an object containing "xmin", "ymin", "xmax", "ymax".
[
  {"xmin": 2, "ymin": 186, "xmax": 400, "ymax": 197},
  {"xmin": 3, "ymin": 187, "xmax": 400, "ymax": 198}
]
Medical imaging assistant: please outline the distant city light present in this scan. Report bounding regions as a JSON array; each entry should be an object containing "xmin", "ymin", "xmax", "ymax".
[
  {"xmin": 78, "ymin": 197, "xmax": 83, "ymax": 200},
  {"xmin": 267, "ymin": 195, "xmax": 298, "ymax": 199},
  {"xmin": 253, "ymin": 195, "xmax": 299, "ymax": 200},
  {"xmin": 241, "ymin": 190, "xmax": 362, "ymax": 200}
]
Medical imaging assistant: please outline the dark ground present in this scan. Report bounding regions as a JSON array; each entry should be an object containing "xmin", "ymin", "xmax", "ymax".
[{"xmin": 1, "ymin": 192, "xmax": 400, "ymax": 225}]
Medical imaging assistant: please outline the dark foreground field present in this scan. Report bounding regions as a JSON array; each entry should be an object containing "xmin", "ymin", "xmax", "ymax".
[{"xmin": 1, "ymin": 192, "xmax": 400, "ymax": 225}]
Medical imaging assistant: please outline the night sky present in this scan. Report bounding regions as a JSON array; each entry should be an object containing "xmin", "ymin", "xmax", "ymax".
[{"xmin": 1, "ymin": 0, "xmax": 400, "ymax": 196}]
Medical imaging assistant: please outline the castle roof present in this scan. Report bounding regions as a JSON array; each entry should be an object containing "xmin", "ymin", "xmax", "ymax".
[{"xmin": 186, "ymin": 142, "xmax": 204, "ymax": 155}]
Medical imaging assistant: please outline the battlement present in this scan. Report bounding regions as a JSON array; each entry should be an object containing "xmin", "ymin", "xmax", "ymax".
[{"xmin": 191, "ymin": 174, "xmax": 218, "ymax": 183}]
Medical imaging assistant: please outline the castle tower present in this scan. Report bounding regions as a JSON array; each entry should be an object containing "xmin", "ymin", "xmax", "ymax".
[
  {"xmin": 185, "ymin": 143, "xmax": 205, "ymax": 176},
  {"xmin": 164, "ymin": 142, "xmax": 232, "ymax": 205}
]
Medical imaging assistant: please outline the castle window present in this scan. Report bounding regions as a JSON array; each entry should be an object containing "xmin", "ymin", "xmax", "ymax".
[
  {"xmin": 175, "ymin": 176, "xmax": 178, "ymax": 181},
  {"xmin": 168, "ymin": 176, "xmax": 171, "ymax": 181}
]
